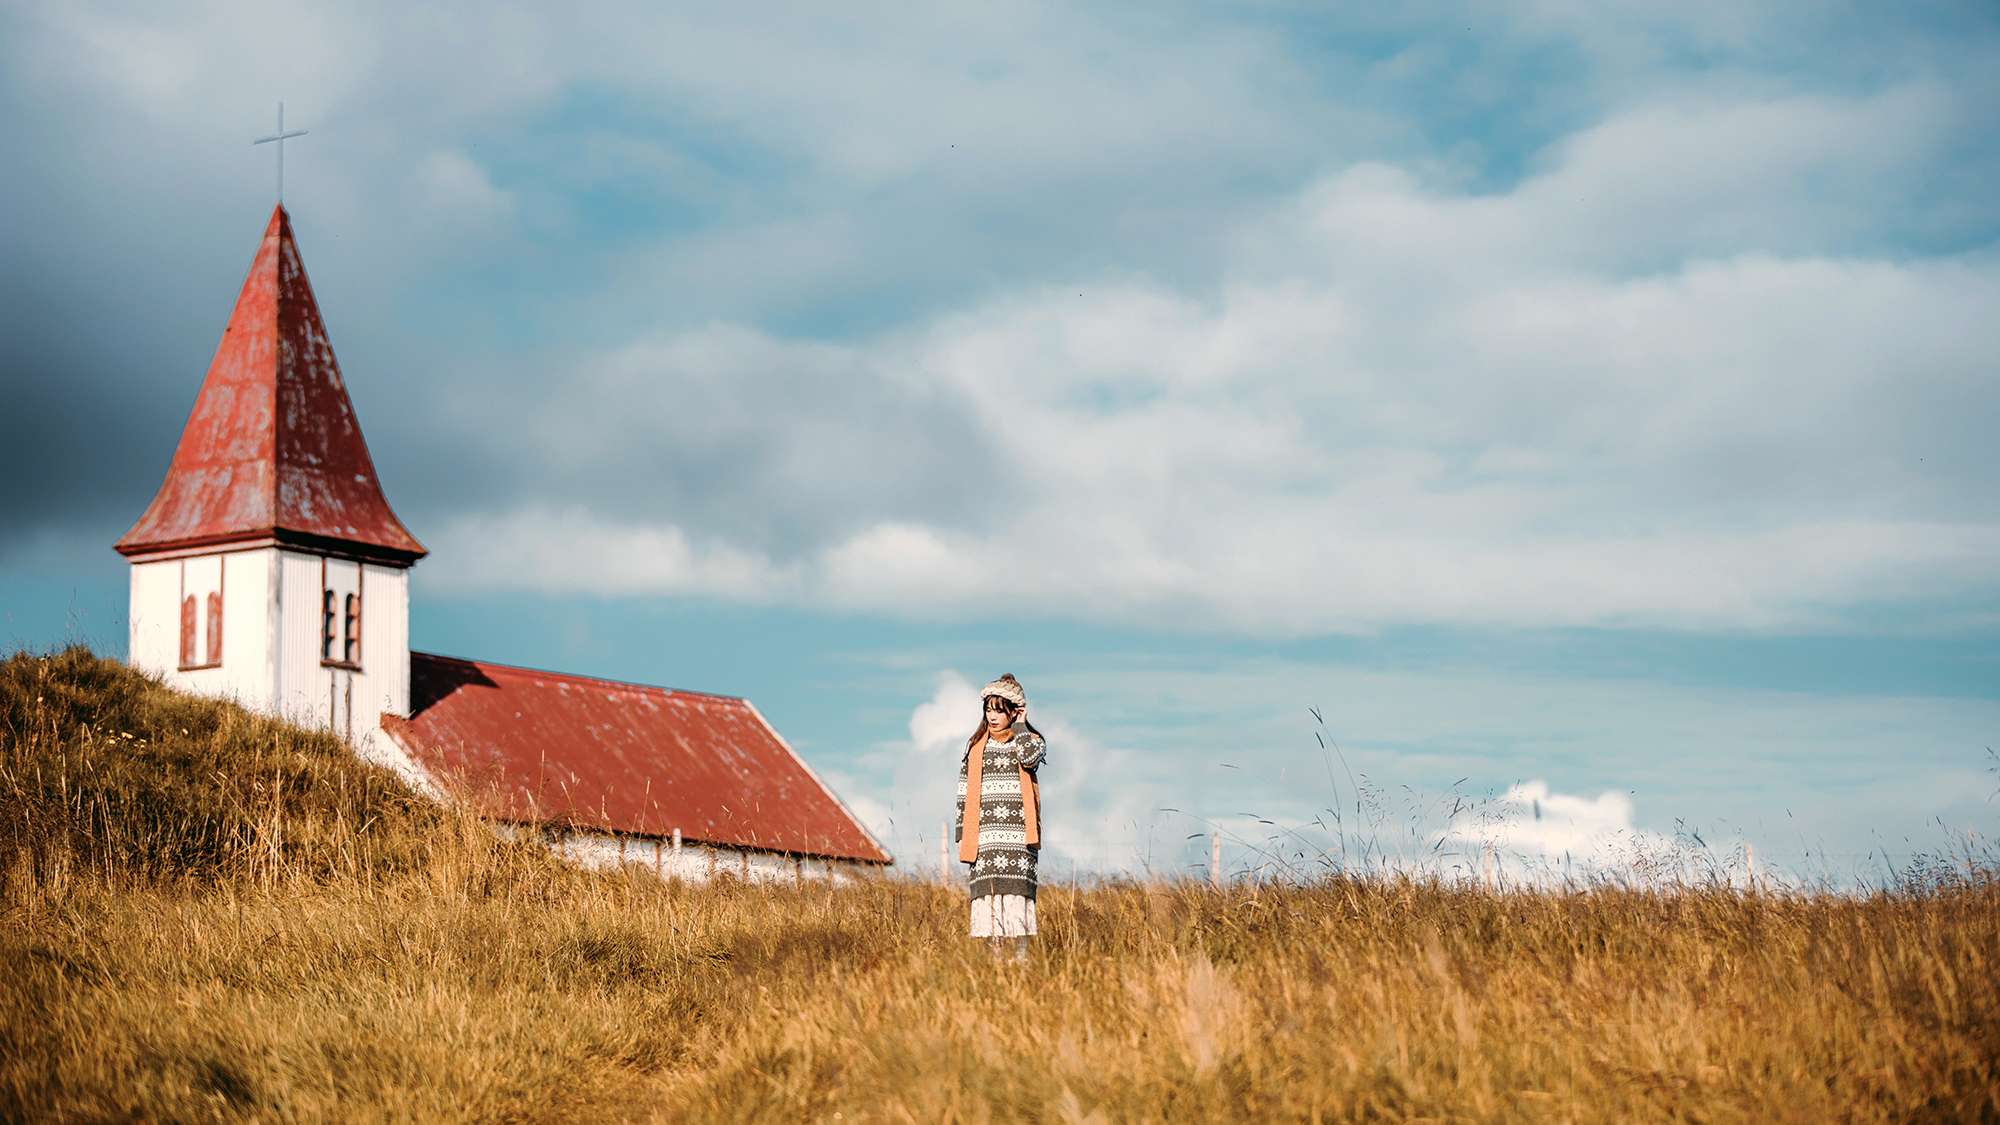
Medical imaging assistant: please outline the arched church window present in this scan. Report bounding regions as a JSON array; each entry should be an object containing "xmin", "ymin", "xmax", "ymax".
[
  {"xmin": 179, "ymin": 596, "xmax": 197, "ymax": 667},
  {"xmin": 322, "ymin": 590, "xmax": 337, "ymax": 661},
  {"xmin": 178, "ymin": 555, "xmax": 223, "ymax": 670},
  {"xmin": 206, "ymin": 592, "xmax": 224, "ymax": 666},
  {"xmin": 343, "ymin": 592, "xmax": 361, "ymax": 664}
]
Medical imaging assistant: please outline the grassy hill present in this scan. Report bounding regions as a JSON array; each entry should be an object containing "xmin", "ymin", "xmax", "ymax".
[{"xmin": 2, "ymin": 646, "xmax": 1995, "ymax": 1123}]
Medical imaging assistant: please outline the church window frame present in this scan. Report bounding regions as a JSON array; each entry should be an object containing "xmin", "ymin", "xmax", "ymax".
[
  {"xmin": 176, "ymin": 556, "xmax": 223, "ymax": 671},
  {"xmin": 320, "ymin": 557, "xmax": 364, "ymax": 671}
]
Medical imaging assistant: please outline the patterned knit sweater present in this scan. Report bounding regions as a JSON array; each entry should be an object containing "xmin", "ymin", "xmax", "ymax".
[{"xmin": 956, "ymin": 729, "xmax": 1048, "ymax": 901}]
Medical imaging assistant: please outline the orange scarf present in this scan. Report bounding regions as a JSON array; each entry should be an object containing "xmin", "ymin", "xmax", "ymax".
[{"xmin": 959, "ymin": 732, "xmax": 1039, "ymax": 863}]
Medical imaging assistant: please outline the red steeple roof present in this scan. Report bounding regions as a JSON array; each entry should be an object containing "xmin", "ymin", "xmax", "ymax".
[{"xmin": 116, "ymin": 204, "xmax": 426, "ymax": 565}]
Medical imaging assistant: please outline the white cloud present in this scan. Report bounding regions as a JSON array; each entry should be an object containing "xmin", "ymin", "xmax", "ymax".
[
  {"xmin": 1279, "ymin": 87, "xmax": 1953, "ymax": 278},
  {"xmin": 420, "ymin": 110, "xmax": 2000, "ymax": 629},
  {"xmin": 1436, "ymin": 781, "xmax": 1779, "ymax": 886},
  {"xmin": 908, "ymin": 671, "xmax": 979, "ymax": 755},
  {"xmin": 419, "ymin": 506, "xmax": 799, "ymax": 600},
  {"xmin": 363, "ymin": 65, "xmax": 2000, "ymax": 637},
  {"xmin": 1445, "ymin": 780, "xmax": 1653, "ymax": 858}
]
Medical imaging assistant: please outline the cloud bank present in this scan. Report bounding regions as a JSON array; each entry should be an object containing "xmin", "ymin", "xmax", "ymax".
[
  {"xmin": 6, "ymin": 0, "xmax": 1997, "ymax": 641},
  {"xmin": 421, "ymin": 85, "xmax": 2000, "ymax": 633}
]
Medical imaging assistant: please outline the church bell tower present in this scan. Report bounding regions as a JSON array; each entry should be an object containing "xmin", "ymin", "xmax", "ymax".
[{"xmin": 116, "ymin": 205, "xmax": 426, "ymax": 746}]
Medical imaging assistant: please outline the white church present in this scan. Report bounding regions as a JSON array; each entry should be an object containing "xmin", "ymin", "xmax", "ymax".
[{"xmin": 117, "ymin": 204, "xmax": 890, "ymax": 881}]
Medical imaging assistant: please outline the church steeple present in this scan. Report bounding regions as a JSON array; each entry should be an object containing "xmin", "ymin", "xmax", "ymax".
[{"xmin": 116, "ymin": 204, "xmax": 425, "ymax": 565}]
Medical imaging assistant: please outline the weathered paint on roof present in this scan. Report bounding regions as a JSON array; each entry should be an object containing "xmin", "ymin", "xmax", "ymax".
[
  {"xmin": 116, "ymin": 204, "xmax": 426, "ymax": 565},
  {"xmin": 381, "ymin": 653, "xmax": 892, "ymax": 864}
]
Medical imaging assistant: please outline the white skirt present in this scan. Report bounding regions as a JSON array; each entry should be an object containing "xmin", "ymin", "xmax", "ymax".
[{"xmin": 969, "ymin": 893, "xmax": 1037, "ymax": 938}]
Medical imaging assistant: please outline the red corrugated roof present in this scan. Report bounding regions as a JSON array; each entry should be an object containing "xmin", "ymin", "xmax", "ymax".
[
  {"xmin": 381, "ymin": 653, "xmax": 891, "ymax": 864},
  {"xmin": 116, "ymin": 204, "xmax": 426, "ymax": 565}
]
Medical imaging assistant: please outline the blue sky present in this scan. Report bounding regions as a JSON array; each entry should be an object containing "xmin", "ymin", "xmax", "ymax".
[{"xmin": 3, "ymin": 0, "xmax": 1997, "ymax": 883}]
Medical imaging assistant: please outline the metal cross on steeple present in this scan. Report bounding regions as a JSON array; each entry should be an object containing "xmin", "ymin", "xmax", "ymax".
[{"xmin": 253, "ymin": 103, "xmax": 308, "ymax": 202}]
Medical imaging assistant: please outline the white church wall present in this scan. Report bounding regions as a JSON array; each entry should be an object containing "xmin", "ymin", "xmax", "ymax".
[
  {"xmin": 219, "ymin": 550, "xmax": 274, "ymax": 707},
  {"xmin": 528, "ymin": 826, "xmax": 871, "ymax": 885},
  {"xmin": 128, "ymin": 559, "xmax": 180, "ymax": 679},
  {"xmin": 361, "ymin": 562, "xmax": 410, "ymax": 720},
  {"xmin": 180, "ymin": 554, "xmax": 223, "ymax": 674},
  {"xmin": 276, "ymin": 550, "xmax": 327, "ymax": 726},
  {"xmin": 127, "ymin": 550, "xmax": 276, "ymax": 710}
]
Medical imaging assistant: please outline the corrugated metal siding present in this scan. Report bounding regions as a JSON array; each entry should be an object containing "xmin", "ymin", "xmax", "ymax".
[
  {"xmin": 382, "ymin": 654, "xmax": 891, "ymax": 864},
  {"xmin": 128, "ymin": 547, "xmax": 409, "ymax": 740},
  {"xmin": 262, "ymin": 545, "xmax": 283, "ymax": 712},
  {"xmin": 218, "ymin": 550, "xmax": 272, "ymax": 708},
  {"xmin": 276, "ymin": 550, "xmax": 326, "ymax": 726},
  {"xmin": 134, "ymin": 547, "xmax": 409, "ymax": 741},
  {"xmin": 360, "ymin": 564, "xmax": 409, "ymax": 719}
]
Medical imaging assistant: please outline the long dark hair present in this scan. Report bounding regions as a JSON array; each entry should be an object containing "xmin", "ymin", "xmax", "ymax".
[{"xmin": 965, "ymin": 677, "xmax": 1042, "ymax": 752}]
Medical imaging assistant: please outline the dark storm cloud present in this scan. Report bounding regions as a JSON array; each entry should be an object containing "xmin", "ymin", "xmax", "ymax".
[{"xmin": 0, "ymin": 221, "xmax": 223, "ymax": 552}]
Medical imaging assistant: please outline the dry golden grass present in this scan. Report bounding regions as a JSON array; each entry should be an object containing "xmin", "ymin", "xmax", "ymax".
[{"xmin": 3, "ymin": 647, "xmax": 1996, "ymax": 1123}]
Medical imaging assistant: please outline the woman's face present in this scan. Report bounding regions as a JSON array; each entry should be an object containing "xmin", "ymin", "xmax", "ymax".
[{"xmin": 985, "ymin": 698, "xmax": 1016, "ymax": 732}]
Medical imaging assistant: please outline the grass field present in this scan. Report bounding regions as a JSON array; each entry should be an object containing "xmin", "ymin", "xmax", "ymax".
[{"xmin": 4, "ymin": 647, "xmax": 1996, "ymax": 1123}]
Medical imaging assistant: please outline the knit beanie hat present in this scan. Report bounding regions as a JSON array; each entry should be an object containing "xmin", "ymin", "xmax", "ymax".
[{"xmin": 981, "ymin": 673, "xmax": 1026, "ymax": 710}]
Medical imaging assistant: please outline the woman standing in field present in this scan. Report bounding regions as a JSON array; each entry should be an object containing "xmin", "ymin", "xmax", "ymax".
[{"xmin": 956, "ymin": 674, "xmax": 1046, "ymax": 962}]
